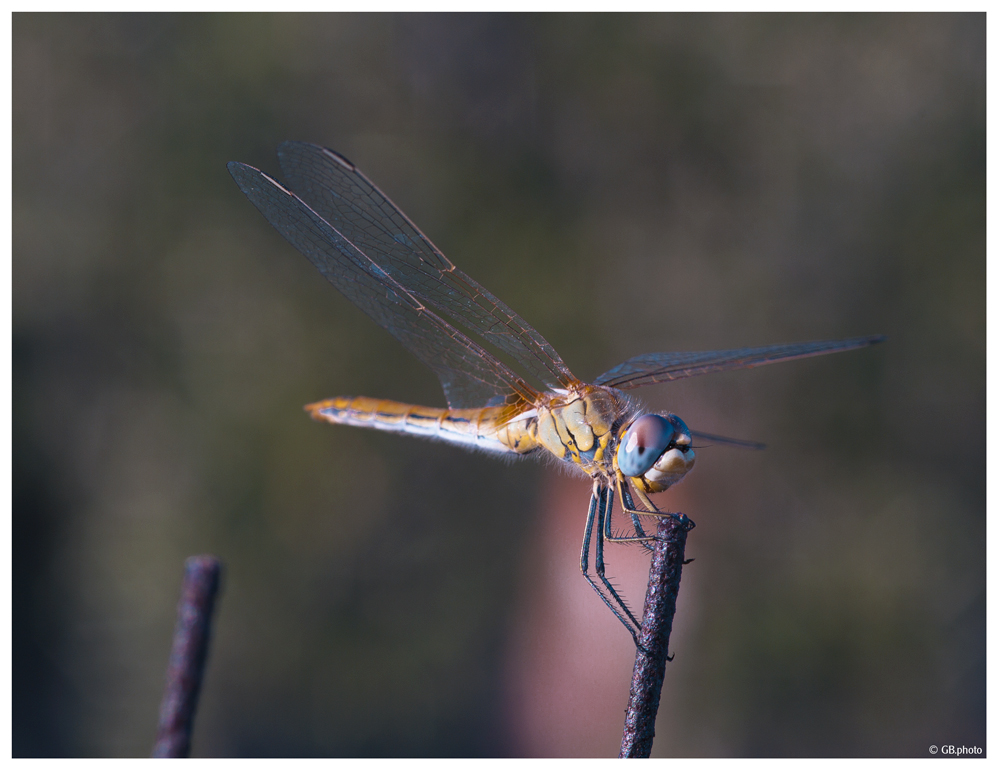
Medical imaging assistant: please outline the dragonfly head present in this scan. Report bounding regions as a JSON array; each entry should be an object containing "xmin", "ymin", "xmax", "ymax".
[{"xmin": 616, "ymin": 413, "xmax": 695, "ymax": 492}]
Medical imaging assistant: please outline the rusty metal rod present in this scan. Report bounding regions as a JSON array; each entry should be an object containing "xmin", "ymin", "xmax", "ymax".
[
  {"xmin": 152, "ymin": 555, "xmax": 223, "ymax": 758},
  {"xmin": 619, "ymin": 514, "xmax": 694, "ymax": 758}
]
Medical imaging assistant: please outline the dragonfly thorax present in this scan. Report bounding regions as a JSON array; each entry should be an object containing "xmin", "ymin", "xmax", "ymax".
[{"xmin": 508, "ymin": 385, "xmax": 637, "ymax": 477}]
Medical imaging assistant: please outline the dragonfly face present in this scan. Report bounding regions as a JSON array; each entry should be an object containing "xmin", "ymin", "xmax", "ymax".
[
  {"xmin": 616, "ymin": 413, "xmax": 695, "ymax": 493},
  {"xmin": 229, "ymin": 141, "xmax": 884, "ymax": 646}
]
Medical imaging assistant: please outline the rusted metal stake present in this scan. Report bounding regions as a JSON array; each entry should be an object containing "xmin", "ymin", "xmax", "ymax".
[
  {"xmin": 619, "ymin": 514, "xmax": 694, "ymax": 758},
  {"xmin": 152, "ymin": 555, "xmax": 223, "ymax": 758}
]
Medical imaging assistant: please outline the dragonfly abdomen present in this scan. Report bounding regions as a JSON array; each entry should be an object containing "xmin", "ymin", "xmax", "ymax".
[{"xmin": 305, "ymin": 396, "xmax": 517, "ymax": 455}]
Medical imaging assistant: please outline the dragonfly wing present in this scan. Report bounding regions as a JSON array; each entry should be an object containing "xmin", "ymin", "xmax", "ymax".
[
  {"xmin": 594, "ymin": 336, "xmax": 885, "ymax": 389},
  {"xmin": 228, "ymin": 161, "xmax": 536, "ymax": 409},
  {"xmin": 276, "ymin": 141, "xmax": 579, "ymax": 393},
  {"xmin": 690, "ymin": 431, "xmax": 766, "ymax": 451}
]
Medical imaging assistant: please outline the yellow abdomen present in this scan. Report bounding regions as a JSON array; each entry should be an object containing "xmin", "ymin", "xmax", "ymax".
[
  {"xmin": 306, "ymin": 385, "xmax": 637, "ymax": 477},
  {"xmin": 306, "ymin": 396, "xmax": 521, "ymax": 456}
]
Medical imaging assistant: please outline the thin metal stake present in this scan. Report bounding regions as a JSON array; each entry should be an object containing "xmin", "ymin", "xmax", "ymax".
[
  {"xmin": 152, "ymin": 555, "xmax": 223, "ymax": 758},
  {"xmin": 618, "ymin": 514, "xmax": 694, "ymax": 758}
]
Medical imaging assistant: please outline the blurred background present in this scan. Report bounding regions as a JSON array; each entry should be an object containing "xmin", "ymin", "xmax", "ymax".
[{"xmin": 13, "ymin": 13, "xmax": 984, "ymax": 757}]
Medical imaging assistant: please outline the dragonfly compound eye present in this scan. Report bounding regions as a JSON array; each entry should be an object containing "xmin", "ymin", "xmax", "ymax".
[
  {"xmin": 617, "ymin": 414, "xmax": 676, "ymax": 477},
  {"xmin": 644, "ymin": 414, "xmax": 695, "ymax": 489}
]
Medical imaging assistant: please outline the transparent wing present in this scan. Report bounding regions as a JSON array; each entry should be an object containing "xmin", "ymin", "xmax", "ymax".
[
  {"xmin": 275, "ymin": 141, "xmax": 578, "ymax": 393},
  {"xmin": 690, "ymin": 431, "xmax": 766, "ymax": 451},
  {"xmin": 228, "ymin": 161, "xmax": 537, "ymax": 409},
  {"xmin": 594, "ymin": 336, "xmax": 885, "ymax": 390}
]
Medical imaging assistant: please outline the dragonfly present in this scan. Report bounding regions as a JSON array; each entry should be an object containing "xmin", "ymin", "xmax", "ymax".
[{"xmin": 228, "ymin": 142, "xmax": 884, "ymax": 645}]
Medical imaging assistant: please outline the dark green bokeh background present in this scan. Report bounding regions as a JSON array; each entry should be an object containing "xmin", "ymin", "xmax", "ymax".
[{"xmin": 13, "ymin": 13, "xmax": 984, "ymax": 757}]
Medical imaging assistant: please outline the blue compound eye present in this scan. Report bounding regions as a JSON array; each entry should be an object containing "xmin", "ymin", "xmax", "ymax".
[{"xmin": 617, "ymin": 414, "xmax": 676, "ymax": 478}]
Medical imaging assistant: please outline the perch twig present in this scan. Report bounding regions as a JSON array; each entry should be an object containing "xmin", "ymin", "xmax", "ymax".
[
  {"xmin": 152, "ymin": 555, "xmax": 223, "ymax": 758},
  {"xmin": 619, "ymin": 514, "xmax": 694, "ymax": 758}
]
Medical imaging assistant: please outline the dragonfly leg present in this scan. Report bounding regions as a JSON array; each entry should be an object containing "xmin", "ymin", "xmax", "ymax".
[
  {"xmin": 594, "ymin": 484, "xmax": 642, "ymax": 628},
  {"xmin": 601, "ymin": 478, "xmax": 655, "ymax": 552},
  {"xmin": 615, "ymin": 472, "xmax": 693, "ymax": 531},
  {"xmin": 580, "ymin": 481, "xmax": 640, "ymax": 644},
  {"xmin": 609, "ymin": 478, "xmax": 655, "ymax": 551},
  {"xmin": 601, "ymin": 475, "xmax": 661, "ymax": 549}
]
